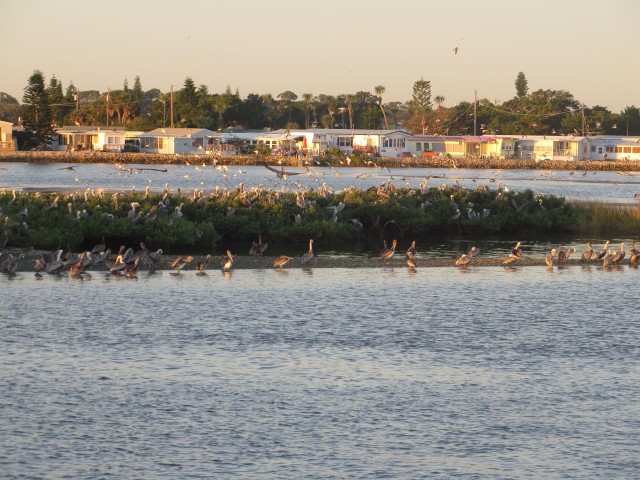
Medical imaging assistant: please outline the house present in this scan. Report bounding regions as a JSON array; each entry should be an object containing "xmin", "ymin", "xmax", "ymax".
[
  {"xmin": 0, "ymin": 120, "xmax": 14, "ymax": 150},
  {"xmin": 135, "ymin": 128, "xmax": 217, "ymax": 154},
  {"xmin": 301, "ymin": 128, "xmax": 411, "ymax": 157},
  {"xmin": 585, "ymin": 135, "xmax": 640, "ymax": 161},
  {"xmin": 52, "ymin": 126, "xmax": 126, "ymax": 152},
  {"xmin": 499, "ymin": 135, "xmax": 587, "ymax": 161},
  {"xmin": 406, "ymin": 135, "xmax": 516, "ymax": 159}
]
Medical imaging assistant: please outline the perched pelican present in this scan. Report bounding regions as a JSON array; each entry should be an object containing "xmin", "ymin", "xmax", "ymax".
[
  {"xmin": 602, "ymin": 249, "xmax": 614, "ymax": 267},
  {"xmin": 503, "ymin": 253, "xmax": 520, "ymax": 265},
  {"xmin": 301, "ymin": 239, "xmax": 314, "ymax": 266},
  {"xmin": 595, "ymin": 241, "xmax": 610, "ymax": 260},
  {"xmin": 69, "ymin": 251, "xmax": 88, "ymax": 276},
  {"xmin": 630, "ymin": 251, "xmax": 639, "ymax": 267},
  {"xmin": 610, "ymin": 243, "xmax": 625, "ymax": 264},
  {"xmin": 406, "ymin": 240, "xmax": 417, "ymax": 258},
  {"xmin": 630, "ymin": 241, "xmax": 639, "ymax": 257},
  {"xmin": 1, "ymin": 253, "xmax": 18, "ymax": 274},
  {"xmin": 196, "ymin": 254, "xmax": 211, "ymax": 275},
  {"xmin": 222, "ymin": 250, "xmax": 234, "ymax": 271},
  {"xmin": 406, "ymin": 251, "xmax": 417, "ymax": 270},
  {"xmin": 124, "ymin": 258, "xmax": 139, "ymax": 278},
  {"xmin": 545, "ymin": 248, "xmax": 557, "ymax": 267},
  {"xmin": 170, "ymin": 255, "xmax": 193, "ymax": 272},
  {"xmin": 380, "ymin": 239, "xmax": 397, "ymax": 260},
  {"xmin": 581, "ymin": 242, "xmax": 594, "ymax": 262},
  {"xmin": 273, "ymin": 255, "xmax": 292, "ymax": 269},
  {"xmin": 249, "ymin": 232, "xmax": 268, "ymax": 256},
  {"xmin": 109, "ymin": 255, "xmax": 127, "ymax": 274},
  {"xmin": 511, "ymin": 241, "xmax": 523, "ymax": 258},
  {"xmin": 467, "ymin": 246, "xmax": 480, "ymax": 258},
  {"xmin": 455, "ymin": 253, "xmax": 472, "ymax": 267}
]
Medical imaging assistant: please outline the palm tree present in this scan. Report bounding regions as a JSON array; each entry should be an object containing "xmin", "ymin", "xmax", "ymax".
[
  {"xmin": 375, "ymin": 85, "xmax": 389, "ymax": 129},
  {"xmin": 434, "ymin": 95, "xmax": 445, "ymax": 109},
  {"xmin": 345, "ymin": 94, "xmax": 354, "ymax": 130},
  {"xmin": 302, "ymin": 93, "xmax": 313, "ymax": 129}
]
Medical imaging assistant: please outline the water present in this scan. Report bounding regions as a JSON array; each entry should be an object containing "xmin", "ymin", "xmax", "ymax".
[
  {"xmin": 2, "ymin": 163, "xmax": 640, "ymax": 204},
  {"xmin": 2, "ymin": 266, "xmax": 639, "ymax": 479}
]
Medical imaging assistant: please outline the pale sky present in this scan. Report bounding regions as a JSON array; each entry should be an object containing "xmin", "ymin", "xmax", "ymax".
[{"xmin": 2, "ymin": 0, "xmax": 639, "ymax": 112}]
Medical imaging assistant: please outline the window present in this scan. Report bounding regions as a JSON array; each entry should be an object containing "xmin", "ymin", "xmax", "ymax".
[
  {"xmin": 633, "ymin": 147, "xmax": 640, "ymax": 153},
  {"xmin": 416, "ymin": 142, "xmax": 422, "ymax": 151},
  {"xmin": 337, "ymin": 137, "xmax": 352, "ymax": 147},
  {"xmin": 605, "ymin": 146, "xmax": 615, "ymax": 153},
  {"xmin": 591, "ymin": 145, "xmax": 596, "ymax": 152},
  {"xmin": 598, "ymin": 147, "xmax": 602, "ymax": 154},
  {"xmin": 616, "ymin": 146, "xmax": 622, "ymax": 153},
  {"xmin": 624, "ymin": 147, "xmax": 631, "ymax": 153}
]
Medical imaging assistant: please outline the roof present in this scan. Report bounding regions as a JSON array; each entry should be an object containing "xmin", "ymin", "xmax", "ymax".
[
  {"xmin": 56, "ymin": 126, "xmax": 125, "ymax": 133},
  {"xmin": 272, "ymin": 128, "xmax": 410, "ymax": 136},
  {"xmin": 146, "ymin": 128, "xmax": 216, "ymax": 137}
]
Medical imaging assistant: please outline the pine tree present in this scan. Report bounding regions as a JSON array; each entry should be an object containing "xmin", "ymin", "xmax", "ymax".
[
  {"xmin": 23, "ymin": 70, "xmax": 53, "ymax": 144},
  {"xmin": 47, "ymin": 75, "xmax": 64, "ymax": 126},
  {"xmin": 411, "ymin": 78, "xmax": 432, "ymax": 133},
  {"xmin": 515, "ymin": 72, "xmax": 528, "ymax": 98},
  {"xmin": 132, "ymin": 76, "xmax": 143, "ymax": 115}
]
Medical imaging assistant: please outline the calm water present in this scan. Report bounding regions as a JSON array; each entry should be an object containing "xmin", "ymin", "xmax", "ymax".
[
  {"xmin": 2, "ymin": 163, "xmax": 640, "ymax": 204},
  {"xmin": 1, "ymin": 266, "xmax": 639, "ymax": 479}
]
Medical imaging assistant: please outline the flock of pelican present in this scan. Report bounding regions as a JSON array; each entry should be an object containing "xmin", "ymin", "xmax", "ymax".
[{"xmin": 2, "ymin": 237, "xmax": 639, "ymax": 276}]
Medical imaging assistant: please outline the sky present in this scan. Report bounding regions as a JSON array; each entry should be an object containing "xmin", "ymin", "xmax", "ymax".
[{"xmin": 2, "ymin": 0, "xmax": 639, "ymax": 112}]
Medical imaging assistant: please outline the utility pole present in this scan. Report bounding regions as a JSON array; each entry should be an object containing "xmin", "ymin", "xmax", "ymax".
[
  {"xmin": 106, "ymin": 88, "xmax": 110, "ymax": 127},
  {"xmin": 75, "ymin": 88, "xmax": 79, "ymax": 112},
  {"xmin": 473, "ymin": 90, "xmax": 477, "ymax": 136},
  {"xmin": 581, "ymin": 103, "xmax": 585, "ymax": 136},
  {"xmin": 170, "ymin": 85, "xmax": 174, "ymax": 128}
]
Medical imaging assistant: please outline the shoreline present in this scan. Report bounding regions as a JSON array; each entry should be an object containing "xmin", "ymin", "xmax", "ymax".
[{"xmin": 3, "ymin": 150, "xmax": 640, "ymax": 172}]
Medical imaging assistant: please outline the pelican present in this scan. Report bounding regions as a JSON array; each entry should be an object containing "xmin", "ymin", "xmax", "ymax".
[
  {"xmin": 630, "ymin": 251, "xmax": 639, "ymax": 267},
  {"xmin": 503, "ymin": 253, "xmax": 520, "ymax": 265},
  {"xmin": 610, "ymin": 243, "xmax": 625, "ymax": 264},
  {"xmin": 602, "ymin": 249, "xmax": 614, "ymax": 267},
  {"xmin": 124, "ymin": 258, "xmax": 139, "ymax": 278},
  {"xmin": 109, "ymin": 254, "xmax": 127, "ymax": 274},
  {"xmin": 406, "ymin": 240, "xmax": 417, "ymax": 259},
  {"xmin": 581, "ymin": 242, "xmax": 594, "ymax": 261},
  {"xmin": 170, "ymin": 255, "xmax": 193, "ymax": 272},
  {"xmin": 630, "ymin": 241, "xmax": 639, "ymax": 257},
  {"xmin": 69, "ymin": 251, "xmax": 88, "ymax": 276},
  {"xmin": 196, "ymin": 254, "xmax": 211, "ymax": 275},
  {"xmin": 273, "ymin": 255, "xmax": 292, "ymax": 269},
  {"xmin": 301, "ymin": 239, "xmax": 314, "ymax": 266},
  {"xmin": 222, "ymin": 250, "xmax": 234, "ymax": 271},
  {"xmin": 467, "ymin": 246, "xmax": 480, "ymax": 258},
  {"xmin": 595, "ymin": 241, "xmax": 610, "ymax": 260},
  {"xmin": 406, "ymin": 251, "xmax": 417, "ymax": 270},
  {"xmin": 557, "ymin": 246, "xmax": 566, "ymax": 263},
  {"xmin": 1, "ymin": 253, "xmax": 18, "ymax": 274},
  {"xmin": 249, "ymin": 232, "xmax": 268, "ymax": 256},
  {"xmin": 511, "ymin": 241, "xmax": 523, "ymax": 258},
  {"xmin": 545, "ymin": 248, "xmax": 557, "ymax": 267},
  {"xmin": 455, "ymin": 253, "xmax": 472, "ymax": 267},
  {"xmin": 380, "ymin": 239, "xmax": 397, "ymax": 260}
]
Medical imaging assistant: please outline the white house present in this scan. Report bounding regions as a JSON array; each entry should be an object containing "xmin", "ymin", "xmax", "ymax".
[
  {"xmin": 498, "ymin": 135, "xmax": 588, "ymax": 161},
  {"xmin": 0, "ymin": 120, "xmax": 14, "ymax": 150},
  {"xmin": 136, "ymin": 128, "xmax": 217, "ymax": 154},
  {"xmin": 407, "ymin": 135, "xmax": 516, "ymax": 159},
  {"xmin": 585, "ymin": 135, "xmax": 640, "ymax": 161},
  {"xmin": 302, "ymin": 128, "xmax": 411, "ymax": 157},
  {"xmin": 52, "ymin": 126, "xmax": 126, "ymax": 152}
]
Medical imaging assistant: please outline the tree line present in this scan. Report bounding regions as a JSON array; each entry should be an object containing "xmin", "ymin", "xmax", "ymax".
[{"xmin": 2, "ymin": 70, "xmax": 639, "ymax": 147}]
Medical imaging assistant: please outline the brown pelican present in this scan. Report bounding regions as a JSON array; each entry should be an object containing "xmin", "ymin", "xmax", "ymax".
[
  {"xmin": 406, "ymin": 251, "xmax": 417, "ymax": 269},
  {"xmin": 602, "ymin": 249, "xmax": 615, "ymax": 267},
  {"xmin": 630, "ymin": 241, "xmax": 639, "ymax": 257},
  {"xmin": 196, "ymin": 254, "xmax": 211, "ymax": 275},
  {"xmin": 630, "ymin": 251, "xmax": 639, "ymax": 267},
  {"xmin": 545, "ymin": 248, "xmax": 557, "ymax": 267},
  {"xmin": 595, "ymin": 241, "xmax": 610, "ymax": 260},
  {"xmin": 581, "ymin": 242, "xmax": 594, "ymax": 261},
  {"xmin": 222, "ymin": 250, "xmax": 234, "ymax": 271},
  {"xmin": 511, "ymin": 241, "xmax": 523, "ymax": 258},
  {"xmin": 503, "ymin": 253, "xmax": 520, "ymax": 265},
  {"xmin": 455, "ymin": 253, "xmax": 472, "ymax": 267},
  {"xmin": 1, "ymin": 253, "xmax": 18, "ymax": 274},
  {"xmin": 249, "ymin": 232, "xmax": 268, "ymax": 256},
  {"xmin": 170, "ymin": 255, "xmax": 193, "ymax": 272},
  {"xmin": 380, "ymin": 239, "xmax": 397, "ymax": 260},
  {"xmin": 611, "ymin": 243, "xmax": 625, "ymax": 264},
  {"xmin": 301, "ymin": 239, "xmax": 314, "ymax": 266},
  {"xmin": 273, "ymin": 255, "xmax": 292, "ymax": 269},
  {"xmin": 124, "ymin": 258, "xmax": 139, "ymax": 278},
  {"xmin": 406, "ymin": 240, "xmax": 417, "ymax": 258},
  {"xmin": 109, "ymin": 255, "xmax": 127, "ymax": 274},
  {"xmin": 557, "ymin": 246, "xmax": 566, "ymax": 263},
  {"xmin": 564, "ymin": 247, "xmax": 576, "ymax": 261},
  {"xmin": 467, "ymin": 246, "xmax": 480, "ymax": 258},
  {"xmin": 69, "ymin": 251, "xmax": 88, "ymax": 276}
]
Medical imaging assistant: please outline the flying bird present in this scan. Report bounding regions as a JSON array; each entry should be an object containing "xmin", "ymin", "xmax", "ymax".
[{"xmin": 453, "ymin": 47, "xmax": 459, "ymax": 55}]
